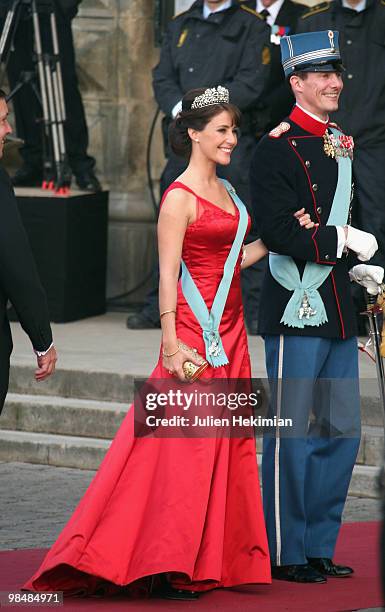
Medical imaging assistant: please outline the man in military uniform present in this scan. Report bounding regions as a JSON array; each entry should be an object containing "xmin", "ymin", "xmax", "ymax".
[
  {"xmin": 298, "ymin": 0, "xmax": 385, "ymax": 324},
  {"xmin": 0, "ymin": 0, "xmax": 100, "ymax": 191},
  {"xmin": 127, "ymin": 0, "xmax": 270, "ymax": 332},
  {"xmin": 250, "ymin": 31, "xmax": 380, "ymax": 582}
]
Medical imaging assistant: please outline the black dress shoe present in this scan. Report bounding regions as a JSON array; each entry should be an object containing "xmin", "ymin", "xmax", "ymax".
[
  {"xmin": 126, "ymin": 313, "xmax": 160, "ymax": 329},
  {"xmin": 156, "ymin": 584, "xmax": 200, "ymax": 600},
  {"xmin": 308, "ymin": 557, "xmax": 354, "ymax": 577},
  {"xmin": 272, "ymin": 564, "xmax": 327, "ymax": 583},
  {"xmin": 11, "ymin": 165, "xmax": 42, "ymax": 187},
  {"xmin": 75, "ymin": 170, "xmax": 101, "ymax": 192}
]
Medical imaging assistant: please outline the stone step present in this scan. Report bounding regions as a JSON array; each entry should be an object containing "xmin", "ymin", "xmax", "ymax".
[
  {"xmin": 8, "ymin": 365, "xmax": 385, "ymax": 426},
  {"xmin": 349, "ymin": 464, "xmax": 381, "ymax": 499},
  {"xmin": 0, "ymin": 429, "xmax": 110, "ymax": 470},
  {"xmin": 357, "ymin": 425, "xmax": 384, "ymax": 467},
  {"xmin": 8, "ymin": 365, "xmax": 136, "ymax": 404},
  {"xmin": 0, "ymin": 429, "xmax": 381, "ymax": 498},
  {"xmin": 0, "ymin": 393, "xmax": 127, "ymax": 440}
]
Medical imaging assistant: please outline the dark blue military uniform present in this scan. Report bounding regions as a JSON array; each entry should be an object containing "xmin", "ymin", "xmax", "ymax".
[
  {"xmin": 298, "ymin": 0, "xmax": 385, "ymax": 273},
  {"xmin": 252, "ymin": 109, "xmax": 357, "ymax": 339},
  {"xmin": 251, "ymin": 99, "xmax": 361, "ymax": 570}
]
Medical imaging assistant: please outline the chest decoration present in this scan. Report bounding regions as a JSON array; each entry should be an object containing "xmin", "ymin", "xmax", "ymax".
[
  {"xmin": 298, "ymin": 293, "xmax": 317, "ymax": 320},
  {"xmin": 270, "ymin": 25, "xmax": 291, "ymax": 45},
  {"xmin": 323, "ymin": 131, "xmax": 354, "ymax": 161}
]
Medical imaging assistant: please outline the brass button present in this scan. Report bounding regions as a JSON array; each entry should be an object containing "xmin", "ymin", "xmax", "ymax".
[
  {"xmin": 325, "ymin": 254, "xmax": 329, "ymax": 260},
  {"xmin": 305, "ymin": 160, "xmax": 311, "ymax": 168},
  {"xmin": 291, "ymin": 139, "xmax": 297, "ymax": 147},
  {"xmin": 316, "ymin": 206, "xmax": 322, "ymax": 214},
  {"xmin": 312, "ymin": 183, "xmax": 318, "ymax": 191}
]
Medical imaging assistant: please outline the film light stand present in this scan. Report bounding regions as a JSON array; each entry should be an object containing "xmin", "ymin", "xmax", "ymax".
[{"xmin": 0, "ymin": 0, "xmax": 71, "ymax": 193}]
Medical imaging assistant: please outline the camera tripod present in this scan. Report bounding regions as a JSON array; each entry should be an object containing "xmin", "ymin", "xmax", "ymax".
[{"xmin": 0, "ymin": 0, "xmax": 71, "ymax": 192}]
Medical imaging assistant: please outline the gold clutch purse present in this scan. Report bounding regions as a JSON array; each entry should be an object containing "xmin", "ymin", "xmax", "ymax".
[{"xmin": 178, "ymin": 340, "xmax": 209, "ymax": 381}]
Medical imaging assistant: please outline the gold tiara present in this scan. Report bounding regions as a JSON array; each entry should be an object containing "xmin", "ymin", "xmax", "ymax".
[{"xmin": 190, "ymin": 86, "xmax": 229, "ymax": 109}]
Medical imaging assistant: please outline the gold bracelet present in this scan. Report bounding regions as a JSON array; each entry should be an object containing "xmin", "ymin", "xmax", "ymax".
[
  {"xmin": 162, "ymin": 344, "xmax": 180, "ymax": 358},
  {"xmin": 160, "ymin": 309, "xmax": 176, "ymax": 318}
]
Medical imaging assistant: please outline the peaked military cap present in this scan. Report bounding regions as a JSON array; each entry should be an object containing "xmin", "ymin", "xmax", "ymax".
[{"xmin": 280, "ymin": 30, "xmax": 343, "ymax": 77}]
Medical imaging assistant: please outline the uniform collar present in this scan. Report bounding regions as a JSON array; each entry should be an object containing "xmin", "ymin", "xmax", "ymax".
[{"xmin": 290, "ymin": 104, "xmax": 329, "ymax": 136}]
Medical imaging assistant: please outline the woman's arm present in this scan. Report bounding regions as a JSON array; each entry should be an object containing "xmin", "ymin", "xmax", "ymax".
[
  {"xmin": 241, "ymin": 209, "xmax": 318, "ymax": 269},
  {"xmin": 158, "ymin": 189, "xmax": 202, "ymax": 380}
]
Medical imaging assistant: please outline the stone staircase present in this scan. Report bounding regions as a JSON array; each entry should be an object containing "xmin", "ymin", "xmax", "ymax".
[{"xmin": 0, "ymin": 365, "xmax": 383, "ymax": 497}]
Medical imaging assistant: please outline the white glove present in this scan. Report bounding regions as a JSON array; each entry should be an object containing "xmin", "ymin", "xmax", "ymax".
[
  {"xmin": 345, "ymin": 226, "xmax": 378, "ymax": 261},
  {"xmin": 349, "ymin": 264, "xmax": 384, "ymax": 295}
]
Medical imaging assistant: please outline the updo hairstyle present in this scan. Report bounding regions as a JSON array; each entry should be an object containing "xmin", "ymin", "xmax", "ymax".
[{"xmin": 169, "ymin": 88, "xmax": 241, "ymax": 159}]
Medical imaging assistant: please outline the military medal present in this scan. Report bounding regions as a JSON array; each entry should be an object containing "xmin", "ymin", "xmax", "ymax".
[{"xmin": 323, "ymin": 131, "xmax": 354, "ymax": 161}]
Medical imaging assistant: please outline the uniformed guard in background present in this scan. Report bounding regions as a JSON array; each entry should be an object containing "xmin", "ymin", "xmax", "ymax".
[
  {"xmin": 127, "ymin": 0, "xmax": 270, "ymax": 332},
  {"xmin": 251, "ymin": 30, "xmax": 380, "ymax": 582},
  {"xmin": 298, "ymin": 0, "xmax": 385, "ymax": 327},
  {"xmin": 0, "ymin": 0, "xmax": 100, "ymax": 191},
  {"xmin": 251, "ymin": 0, "xmax": 306, "ymax": 133}
]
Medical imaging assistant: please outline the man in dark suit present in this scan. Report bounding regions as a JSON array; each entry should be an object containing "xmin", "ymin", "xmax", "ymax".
[{"xmin": 0, "ymin": 89, "xmax": 57, "ymax": 414}]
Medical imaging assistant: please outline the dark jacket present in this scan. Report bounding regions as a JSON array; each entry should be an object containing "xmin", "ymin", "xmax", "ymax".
[
  {"xmin": 152, "ymin": 0, "xmax": 270, "ymax": 121},
  {"xmin": 250, "ymin": 109, "xmax": 357, "ymax": 339},
  {"xmin": 297, "ymin": 0, "xmax": 385, "ymax": 147},
  {"xmin": 0, "ymin": 165, "xmax": 52, "ymax": 412}
]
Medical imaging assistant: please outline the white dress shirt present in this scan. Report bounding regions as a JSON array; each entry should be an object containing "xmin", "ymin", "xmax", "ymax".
[
  {"xmin": 255, "ymin": 0, "xmax": 285, "ymax": 26},
  {"xmin": 342, "ymin": 0, "xmax": 366, "ymax": 11},
  {"xmin": 203, "ymin": 0, "xmax": 232, "ymax": 19}
]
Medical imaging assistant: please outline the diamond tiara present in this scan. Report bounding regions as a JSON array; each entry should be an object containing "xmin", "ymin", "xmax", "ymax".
[{"xmin": 190, "ymin": 86, "xmax": 229, "ymax": 110}]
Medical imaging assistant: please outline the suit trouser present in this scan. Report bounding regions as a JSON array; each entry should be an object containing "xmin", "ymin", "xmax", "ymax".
[{"xmin": 262, "ymin": 335, "xmax": 360, "ymax": 566}]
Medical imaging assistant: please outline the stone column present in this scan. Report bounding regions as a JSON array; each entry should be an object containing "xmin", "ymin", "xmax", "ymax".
[{"xmin": 73, "ymin": 0, "xmax": 164, "ymax": 305}]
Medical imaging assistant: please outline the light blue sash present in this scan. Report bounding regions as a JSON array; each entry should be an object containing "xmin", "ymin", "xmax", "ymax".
[
  {"xmin": 181, "ymin": 179, "xmax": 248, "ymax": 367},
  {"xmin": 269, "ymin": 127, "xmax": 352, "ymax": 328}
]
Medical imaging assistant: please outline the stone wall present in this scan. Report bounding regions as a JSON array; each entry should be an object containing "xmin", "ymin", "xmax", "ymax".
[{"xmin": 73, "ymin": 0, "xmax": 163, "ymax": 305}]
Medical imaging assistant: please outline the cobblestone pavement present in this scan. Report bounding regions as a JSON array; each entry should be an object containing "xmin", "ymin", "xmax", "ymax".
[{"xmin": 0, "ymin": 461, "xmax": 382, "ymax": 551}]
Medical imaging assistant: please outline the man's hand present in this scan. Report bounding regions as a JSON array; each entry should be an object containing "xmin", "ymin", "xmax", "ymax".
[
  {"xmin": 35, "ymin": 345, "xmax": 57, "ymax": 381},
  {"xmin": 344, "ymin": 226, "xmax": 378, "ymax": 261},
  {"xmin": 349, "ymin": 264, "xmax": 384, "ymax": 295}
]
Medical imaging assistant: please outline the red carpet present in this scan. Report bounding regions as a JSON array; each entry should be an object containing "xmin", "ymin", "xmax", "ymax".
[{"xmin": 0, "ymin": 522, "xmax": 382, "ymax": 611}]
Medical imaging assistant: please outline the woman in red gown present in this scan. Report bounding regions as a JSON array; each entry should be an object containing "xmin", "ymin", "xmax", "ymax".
[{"xmin": 24, "ymin": 88, "xmax": 314, "ymax": 600}]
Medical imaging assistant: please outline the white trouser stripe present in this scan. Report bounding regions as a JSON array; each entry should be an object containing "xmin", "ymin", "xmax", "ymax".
[{"xmin": 274, "ymin": 335, "xmax": 284, "ymax": 566}]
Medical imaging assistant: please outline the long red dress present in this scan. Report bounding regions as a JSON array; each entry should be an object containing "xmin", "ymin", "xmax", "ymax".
[{"xmin": 24, "ymin": 182, "xmax": 271, "ymax": 595}]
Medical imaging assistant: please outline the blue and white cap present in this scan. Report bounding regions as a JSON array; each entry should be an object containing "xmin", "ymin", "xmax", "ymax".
[{"xmin": 280, "ymin": 30, "xmax": 343, "ymax": 77}]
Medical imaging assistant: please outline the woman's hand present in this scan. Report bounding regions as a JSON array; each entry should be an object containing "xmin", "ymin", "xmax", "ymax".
[
  {"xmin": 294, "ymin": 208, "xmax": 319, "ymax": 230},
  {"xmin": 162, "ymin": 340, "xmax": 206, "ymax": 382}
]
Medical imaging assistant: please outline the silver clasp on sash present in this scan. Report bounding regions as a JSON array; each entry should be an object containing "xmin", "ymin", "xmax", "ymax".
[{"xmin": 298, "ymin": 292, "xmax": 317, "ymax": 320}]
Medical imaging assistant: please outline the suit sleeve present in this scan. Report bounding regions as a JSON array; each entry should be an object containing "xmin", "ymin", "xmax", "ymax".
[
  {"xmin": 152, "ymin": 23, "xmax": 184, "ymax": 116},
  {"xmin": 0, "ymin": 168, "xmax": 52, "ymax": 351},
  {"xmin": 250, "ymin": 137, "xmax": 338, "ymax": 264},
  {"xmin": 222, "ymin": 20, "xmax": 271, "ymax": 110}
]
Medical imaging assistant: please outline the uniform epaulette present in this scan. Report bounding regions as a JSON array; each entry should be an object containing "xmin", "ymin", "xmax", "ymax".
[
  {"xmin": 301, "ymin": 2, "xmax": 331, "ymax": 19},
  {"xmin": 240, "ymin": 4, "xmax": 265, "ymax": 19},
  {"xmin": 269, "ymin": 122, "xmax": 291, "ymax": 138}
]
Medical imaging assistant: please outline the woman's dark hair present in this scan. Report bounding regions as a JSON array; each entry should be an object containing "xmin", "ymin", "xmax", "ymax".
[{"xmin": 169, "ymin": 88, "xmax": 241, "ymax": 159}]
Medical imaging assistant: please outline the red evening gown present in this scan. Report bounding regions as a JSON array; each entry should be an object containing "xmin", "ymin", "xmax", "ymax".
[{"xmin": 24, "ymin": 182, "xmax": 271, "ymax": 595}]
